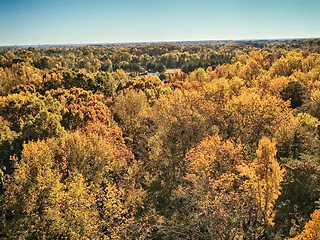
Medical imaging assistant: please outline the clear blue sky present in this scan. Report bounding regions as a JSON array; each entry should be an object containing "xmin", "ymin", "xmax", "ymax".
[{"xmin": 0, "ymin": 0, "xmax": 319, "ymax": 46}]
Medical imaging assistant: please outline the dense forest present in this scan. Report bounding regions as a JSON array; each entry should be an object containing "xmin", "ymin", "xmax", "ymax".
[{"xmin": 1, "ymin": 39, "xmax": 320, "ymax": 239}]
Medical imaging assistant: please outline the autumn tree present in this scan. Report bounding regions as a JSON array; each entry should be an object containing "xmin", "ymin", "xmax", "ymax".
[
  {"xmin": 269, "ymin": 51, "xmax": 304, "ymax": 77},
  {"xmin": 46, "ymin": 87, "xmax": 112, "ymax": 131},
  {"xmin": 112, "ymin": 89, "xmax": 151, "ymax": 136},
  {"xmin": 145, "ymin": 89, "xmax": 218, "ymax": 226},
  {"xmin": 224, "ymin": 90, "xmax": 297, "ymax": 150},
  {"xmin": 161, "ymin": 136, "xmax": 284, "ymax": 239},
  {"xmin": 291, "ymin": 209, "xmax": 320, "ymax": 240},
  {"xmin": 188, "ymin": 68, "xmax": 209, "ymax": 82},
  {"xmin": 0, "ymin": 51, "xmax": 16, "ymax": 68},
  {"xmin": 0, "ymin": 62, "xmax": 43, "ymax": 96},
  {"xmin": 238, "ymin": 137, "xmax": 284, "ymax": 238},
  {"xmin": 0, "ymin": 92, "xmax": 65, "ymax": 174},
  {"xmin": 111, "ymin": 88, "xmax": 156, "ymax": 192},
  {"xmin": 1, "ymin": 140, "xmax": 102, "ymax": 239},
  {"xmin": 1, "ymin": 122, "xmax": 151, "ymax": 239},
  {"xmin": 177, "ymin": 135, "xmax": 247, "ymax": 239}
]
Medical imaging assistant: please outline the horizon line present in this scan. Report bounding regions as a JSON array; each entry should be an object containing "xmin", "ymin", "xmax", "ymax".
[{"xmin": 1, "ymin": 37, "xmax": 319, "ymax": 48}]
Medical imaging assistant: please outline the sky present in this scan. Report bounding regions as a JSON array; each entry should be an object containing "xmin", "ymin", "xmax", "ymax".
[{"xmin": 0, "ymin": 0, "xmax": 319, "ymax": 46}]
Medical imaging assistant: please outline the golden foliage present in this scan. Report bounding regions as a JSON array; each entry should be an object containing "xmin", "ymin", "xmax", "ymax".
[
  {"xmin": 2, "ymin": 122, "xmax": 148, "ymax": 239},
  {"xmin": 188, "ymin": 68, "xmax": 209, "ymax": 82},
  {"xmin": 224, "ymin": 90, "xmax": 297, "ymax": 148},
  {"xmin": 291, "ymin": 209, "xmax": 320, "ymax": 240},
  {"xmin": 185, "ymin": 135, "xmax": 243, "ymax": 181},
  {"xmin": 238, "ymin": 137, "xmax": 284, "ymax": 226}
]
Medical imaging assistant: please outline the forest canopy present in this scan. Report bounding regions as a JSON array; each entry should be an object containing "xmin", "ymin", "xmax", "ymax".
[{"xmin": 1, "ymin": 39, "xmax": 320, "ymax": 239}]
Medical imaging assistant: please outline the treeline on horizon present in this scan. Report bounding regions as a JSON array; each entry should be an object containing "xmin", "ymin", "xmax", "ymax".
[{"xmin": 1, "ymin": 39, "xmax": 320, "ymax": 239}]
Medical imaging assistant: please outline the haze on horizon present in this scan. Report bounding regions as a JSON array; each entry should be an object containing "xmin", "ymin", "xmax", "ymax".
[{"xmin": 1, "ymin": 0, "xmax": 319, "ymax": 46}]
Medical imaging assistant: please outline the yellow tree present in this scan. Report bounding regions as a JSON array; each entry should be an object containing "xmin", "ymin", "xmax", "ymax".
[
  {"xmin": 2, "ymin": 140, "xmax": 102, "ymax": 239},
  {"xmin": 160, "ymin": 135, "xmax": 247, "ymax": 239},
  {"xmin": 291, "ymin": 209, "xmax": 320, "ymax": 240},
  {"xmin": 145, "ymin": 89, "xmax": 218, "ymax": 219},
  {"xmin": 203, "ymin": 77, "xmax": 231, "ymax": 105},
  {"xmin": 1, "ymin": 122, "xmax": 149, "ymax": 239},
  {"xmin": 224, "ymin": 89, "xmax": 297, "ymax": 150},
  {"xmin": 240, "ymin": 58, "xmax": 262, "ymax": 81},
  {"xmin": 0, "ymin": 92, "xmax": 65, "ymax": 175},
  {"xmin": 165, "ymin": 134, "xmax": 282, "ymax": 239},
  {"xmin": 112, "ymin": 89, "xmax": 151, "ymax": 136},
  {"xmin": 0, "ymin": 62, "xmax": 43, "ymax": 95},
  {"xmin": 188, "ymin": 68, "xmax": 209, "ymax": 82},
  {"xmin": 269, "ymin": 51, "xmax": 304, "ymax": 77},
  {"xmin": 238, "ymin": 137, "xmax": 284, "ymax": 236}
]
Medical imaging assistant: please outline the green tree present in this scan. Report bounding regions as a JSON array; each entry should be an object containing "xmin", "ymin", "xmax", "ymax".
[
  {"xmin": 155, "ymin": 63, "xmax": 166, "ymax": 73},
  {"xmin": 280, "ymin": 81, "xmax": 308, "ymax": 109},
  {"xmin": 0, "ymin": 92, "xmax": 65, "ymax": 174}
]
